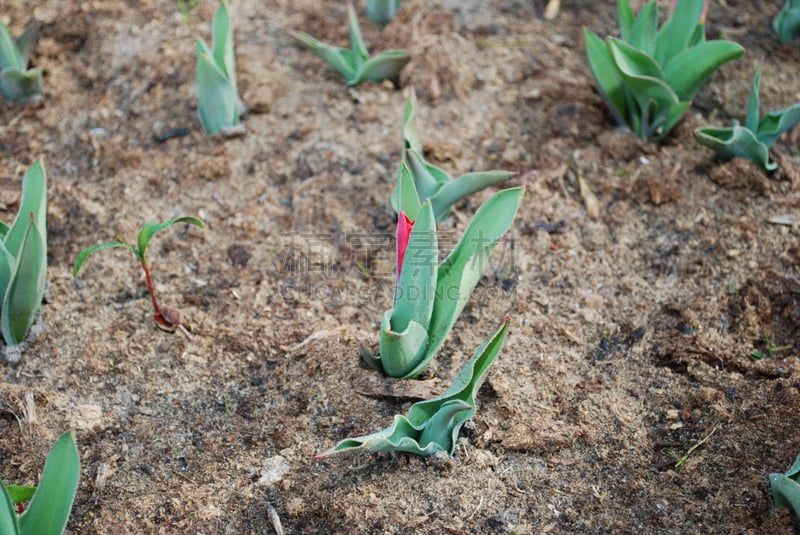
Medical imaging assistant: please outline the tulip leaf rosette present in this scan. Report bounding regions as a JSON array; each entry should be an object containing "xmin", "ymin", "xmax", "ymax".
[
  {"xmin": 584, "ymin": 0, "xmax": 743, "ymax": 141},
  {"xmin": 363, "ymin": 165, "xmax": 523, "ymax": 378},
  {"xmin": 0, "ymin": 21, "xmax": 42, "ymax": 102},
  {"xmin": 289, "ymin": 0, "xmax": 409, "ymax": 86},
  {"xmin": 390, "ymin": 89, "xmax": 515, "ymax": 223},
  {"xmin": 320, "ymin": 319, "xmax": 509, "ymax": 457},
  {"xmin": 694, "ymin": 64, "xmax": 800, "ymax": 172}
]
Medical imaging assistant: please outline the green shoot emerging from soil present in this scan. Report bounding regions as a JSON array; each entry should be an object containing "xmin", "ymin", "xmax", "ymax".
[
  {"xmin": 73, "ymin": 216, "xmax": 205, "ymax": 335},
  {"xmin": 584, "ymin": 0, "xmax": 743, "ymax": 141},
  {"xmin": 288, "ymin": 0, "xmax": 410, "ymax": 87},
  {"xmin": 694, "ymin": 65, "xmax": 800, "ymax": 172},
  {"xmin": 0, "ymin": 21, "xmax": 42, "ymax": 102},
  {"xmin": 320, "ymin": 319, "xmax": 509, "ymax": 458},
  {"xmin": 770, "ymin": 451, "xmax": 800, "ymax": 518},
  {"xmin": 0, "ymin": 431, "xmax": 80, "ymax": 535}
]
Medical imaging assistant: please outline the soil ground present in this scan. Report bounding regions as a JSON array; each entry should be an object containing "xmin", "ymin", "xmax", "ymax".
[{"xmin": 2, "ymin": 0, "xmax": 800, "ymax": 533}]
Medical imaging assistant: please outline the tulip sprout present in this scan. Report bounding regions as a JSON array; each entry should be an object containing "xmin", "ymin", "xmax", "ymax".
[
  {"xmin": 73, "ymin": 216, "xmax": 205, "ymax": 335},
  {"xmin": 366, "ymin": 0, "xmax": 401, "ymax": 25},
  {"xmin": 289, "ymin": 0, "xmax": 410, "ymax": 86},
  {"xmin": 0, "ymin": 21, "xmax": 42, "ymax": 102}
]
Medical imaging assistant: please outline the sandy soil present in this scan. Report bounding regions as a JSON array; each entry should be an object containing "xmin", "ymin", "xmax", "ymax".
[{"xmin": 1, "ymin": 0, "xmax": 800, "ymax": 533}]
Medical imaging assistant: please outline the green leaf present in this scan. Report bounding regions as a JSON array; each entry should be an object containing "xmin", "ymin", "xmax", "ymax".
[
  {"xmin": 694, "ymin": 123, "xmax": 776, "ymax": 171},
  {"xmin": 394, "ymin": 161, "xmax": 422, "ymax": 223},
  {"xmin": 628, "ymin": 0, "xmax": 658, "ymax": 56},
  {"xmin": 0, "ymin": 241, "xmax": 15, "ymax": 309},
  {"xmin": 405, "ymin": 149, "xmax": 450, "ymax": 204},
  {"xmin": 15, "ymin": 23, "xmax": 39, "ymax": 68},
  {"xmin": 211, "ymin": 0, "xmax": 236, "ymax": 97},
  {"xmin": 770, "ymin": 451, "xmax": 800, "ymax": 513},
  {"xmin": 350, "ymin": 50, "xmax": 410, "ymax": 86},
  {"xmin": 0, "ymin": 22, "xmax": 24, "ymax": 71},
  {"xmin": 402, "ymin": 87, "xmax": 422, "ymax": 155},
  {"xmin": 0, "ymin": 67, "xmax": 43, "ymax": 102},
  {"xmin": 320, "ymin": 320, "xmax": 509, "ymax": 457},
  {"xmin": 346, "ymin": 0, "xmax": 369, "ymax": 64},
  {"xmin": 662, "ymin": 40, "xmax": 744, "ymax": 101},
  {"xmin": 757, "ymin": 102, "xmax": 800, "ymax": 148},
  {"xmin": 429, "ymin": 170, "xmax": 516, "ymax": 223},
  {"xmin": 774, "ymin": 2, "xmax": 800, "ymax": 43},
  {"xmin": 6, "ymin": 485, "xmax": 35, "ymax": 505},
  {"xmin": 72, "ymin": 242, "xmax": 140, "ymax": 277},
  {"xmin": 289, "ymin": 30, "xmax": 358, "ymax": 82},
  {"xmin": 654, "ymin": 0, "xmax": 705, "ymax": 68},
  {"xmin": 390, "ymin": 202, "xmax": 437, "ymax": 335},
  {"xmin": 366, "ymin": 0, "xmax": 400, "ymax": 25},
  {"xmin": 137, "ymin": 216, "xmax": 205, "ymax": 259},
  {"xmin": 378, "ymin": 311, "xmax": 429, "ymax": 378},
  {"xmin": 18, "ymin": 431, "xmax": 80, "ymax": 535},
  {"xmin": 584, "ymin": 30, "xmax": 627, "ymax": 127},
  {"xmin": 2, "ymin": 216, "xmax": 46, "ymax": 345},
  {"xmin": 4, "ymin": 159, "xmax": 46, "ymax": 260},
  {"xmin": 616, "ymin": 0, "xmax": 634, "ymax": 43},
  {"xmin": 0, "ymin": 482, "xmax": 19, "ymax": 535},
  {"xmin": 196, "ymin": 42, "xmax": 239, "ymax": 134},
  {"xmin": 744, "ymin": 63, "xmax": 763, "ymax": 132}
]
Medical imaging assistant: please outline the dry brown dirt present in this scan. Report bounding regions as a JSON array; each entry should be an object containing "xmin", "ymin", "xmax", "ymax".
[{"xmin": 2, "ymin": 0, "xmax": 800, "ymax": 533}]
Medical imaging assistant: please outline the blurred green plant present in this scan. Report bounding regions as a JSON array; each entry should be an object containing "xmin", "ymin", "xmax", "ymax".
[
  {"xmin": 390, "ymin": 88, "xmax": 516, "ymax": 222},
  {"xmin": 73, "ymin": 216, "xmax": 205, "ymax": 334},
  {"xmin": 366, "ymin": 0, "xmax": 400, "ymax": 25},
  {"xmin": 770, "ymin": 451, "xmax": 800, "ymax": 518},
  {"xmin": 177, "ymin": 0, "xmax": 199, "ymax": 23},
  {"xmin": 196, "ymin": 0, "xmax": 242, "ymax": 134},
  {"xmin": 289, "ymin": 0, "xmax": 410, "ymax": 86},
  {"xmin": 0, "ymin": 21, "xmax": 42, "ymax": 102},
  {"xmin": 320, "ymin": 319, "xmax": 509, "ymax": 457},
  {"xmin": 774, "ymin": 0, "xmax": 800, "ymax": 43},
  {"xmin": 362, "ymin": 166, "xmax": 523, "ymax": 378},
  {"xmin": 0, "ymin": 159, "xmax": 47, "ymax": 346},
  {"xmin": 694, "ymin": 65, "xmax": 800, "ymax": 172},
  {"xmin": 0, "ymin": 431, "xmax": 80, "ymax": 535},
  {"xmin": 584, "ymin": 0, "xmax": 743, "ymax": 141}
]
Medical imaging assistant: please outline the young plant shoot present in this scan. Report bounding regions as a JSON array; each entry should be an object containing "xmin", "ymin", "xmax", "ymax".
[
  {"xmin": 73, "ymin": 216, "xmax": 205, "ymax": 335},
  {"xmin": 770, "ymin": 451, "xmax": 800, "ymax": 518},
  {"xmin": 362, "ymin": 164, "xmax": 523, "ymax": 378},
  {"xmin": 197, "ymin": 0, "xmax": 242, "ymax": 134},
  {"xmin": 0, "ymin": 431, "xmax": 80, "ymax": 535},
  {"xmin": 774, "ymin": 0, "xmax": 800, "ymax": 43},
  {"xmin": 0, "ymin": 159, "xmax": 47, "ymax": 346},
  {"xmin": 319, "ymin": 319, "xmax": 509, "ymax": 458},
  {"xmin": 390, "ymin": 88, "xmax": 516, "ymax": 222},
  {"xmin": 584, "ymin": 0, "xmax": 743, "ymax": 141},
  {"xmin": 366, "ymin": 0, "xmax": 401, "ymax": 25},
  {"xmin": 288, "ymin": 0, "xmax": 410, "ymax": 86},
  {"xmin": 694, "ymin": 64, "xmax": 800, "ymax": 172},
  {"xmin": 0, "ymin": 21, "xmax": 42, "ymax": 102}
]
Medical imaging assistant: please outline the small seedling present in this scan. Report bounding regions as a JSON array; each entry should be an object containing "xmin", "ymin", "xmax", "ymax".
[
  {"xmin": 362, "ymin": 166, "xmax": 523, "ymax": 378},
  {"xmin": 584, "ymin": 0, "xmax": 743, "ymax": 141},
  {"xmin": 288, "ymin": 0, "xmax": 410, "ymax": 86},
  {"xmin": 0, "ymin": 21, "xmax": 42, "ymax": 102},
  {"xmin": 0, "ymin": 430, "xmax": 80, "ymax": 535},
  {"xmin": 774, "ymin": 0, "xmax": 800, "ymax": 43},
  {"xmin": 320, "ymin": 320, "xmax": 509, "ymax": 457},
  {"xmin": 749, "ymin": 333, "xmax": 794, "ymax": 359},
  {"xmin": 694, "ymin": 65, "xmax": 800, "ymax": 172},
  {"xmin": 390, "ymin": 88, "xmax": 516, "ymax": 223},
  {"xmin": 197, "ymin": 0, "xmax": 242, "ymax": 134},
  {"xmin": 0, "ymin": 159, "xmax": 47, "ymax": 346},
  {"xmin": 177, "ymin": 0, "xmax": 198, "ymax": 23},
  {"xmin": 771, "ymin": 451, "xmax": 800, "ymax": 518},
  {"xmin": 366, "ymin": 0, "xmax": 401, "ymax": 25},
  {"xmin": 73, "ymin": 216, "xmax": 205, "ymax": 335}
]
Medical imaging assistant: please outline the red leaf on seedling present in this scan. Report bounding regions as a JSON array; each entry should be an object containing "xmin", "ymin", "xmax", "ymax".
[{"xmin": 396, "ymin": 211, "xmax": 414, "ymax": 278}]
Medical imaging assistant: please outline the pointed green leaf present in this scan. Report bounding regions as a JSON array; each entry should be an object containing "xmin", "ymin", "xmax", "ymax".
[
  {"xmin": 0, "ymin": 22, "xmax": 24, "ymax": 71},
  {"xmin": 654, "ymin": 0, "xmax": 705, "ymax": 67},
  {"xmin": 2, "ymin": 216, "xmax": 46, "ymax": 345},
  {"xmin": 378, "ymin": 311, "xmax": 429, "ymax": 378},
  {"xmin": 367, "ymin": 0, "xmax": 400, "ymax": 25},
  {"xmin": 320, "ymin": 320, "xmax": 509, "ymax": 457},
  {"xmin": 15, "ymin": 23, "xmax": 39, "ymax": 68},
  {"xmin": 346, "ymin": 0, "xmax": 369, "ymax": 64},
  {"xmin": 0, "ymin": 482, "xmax": 19, "ymax": 535},
  {"xmin": 402, "ymin": 88, "xmax": 422, "ymax": 155},
  {"xmin": 0, "ymin": 241, "xmax": 14, "ymax": 309},
  {"xmin": 289, "ymin": 30, "xmax": 358, "ymax": 81},
  {"xmin": 72, "ymin": 242, "xmax": 140, "ymax": 277},
  {"xmin": 4, "ymin": 159, "xmax": 46, "ymax": 260},
  {"xmin": 137, "ymin": 216, "xmax": 205, "ymax": 259},
  {"xmin": 394, "ymin": 161, "xmax": 422, "ymax": 222},
  {"xmin": 628, "ymin": 0, "xmax": 658, "ymax": 56},
  {"xmin": 770, "ymin": 474, "xmax": 800, "ymax": 512},
  {"xmin": 390, "ymin": 202, "xmax": 437, "ymax": 334},
  {"xmin": 616, "ymin": 0, "xmax": 634, "ymax": 43},
  {"xmin": 6, "ymin": 485, "xmax": 35, "ymax": 505},
  {"xmin": 429, "ymin": 170, "xmax": 516, "ymax": 223},
  {"xmin": 18, "ymin": 431, "xmax": 80, "ymax": 535},
  {"xmin": 211, "ymin": 0, "xmax": 236, "ymax": 97},
  {"xmin": 694, "ymin": 123, "xmax": 776, "ymax": 171},
  {"xmin": 774, "ymin": 2, "xmax": 800, "ymax": 43},
  {"xmin": 757, "ymin": 103, "xmax": 800, "ymax": 148},
  {"xmin": 197, "ymin": 42, "xmax": 238, "ymax": 134},
  {"xmin": 350, "ymin": 50, "xmax": 410, "ymax": 86},
  {"xmin": 745, "ymin": 64, "xmax": 763, "ymax": 132},
  {"xmin": 405, "ymin": 149, "xmax": 451, "ymax": 203},
  {"xmin": 662, "ymin": 40, "xmax": 744, "ymax": 101},
  {"xmin": 584, "ymin": 30, "xmax": 627, "ymax": 127}
]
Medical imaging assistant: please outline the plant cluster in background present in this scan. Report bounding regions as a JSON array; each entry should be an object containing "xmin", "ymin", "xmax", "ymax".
[
  {"xmin": 366, "ymin": 0, "xmax": 401, "ymax": 25},
  {"xmin": 695, "ymin": 64, "xmax": 800, "ymax": 172},
  {"xmin": 585, "ymin": 0, "xmax": 743, "ymax": 141},
  {"xmin": 289, "ymin": 0, "xmax": 410, "ymax": 86},
  {"xmin": 0, "ymin": 20, "xmax": 41, "ymax": 102},
  {"xmin": 0, "ymin": 431, "xmax": 80, "ymax": 535},
  {"xmin": 774, "ymin": 0, "xmax": 800, "ymax": 43}
]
